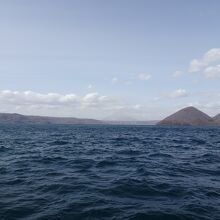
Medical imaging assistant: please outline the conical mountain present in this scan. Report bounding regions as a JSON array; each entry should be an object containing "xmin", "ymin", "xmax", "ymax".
[
  {"xmin": 158, "ymin": 106, "xmax": 213, "ymax": 125},
  {"xmin": 213, "ymin": 113, "xmax": 220, "ymax": 124}
]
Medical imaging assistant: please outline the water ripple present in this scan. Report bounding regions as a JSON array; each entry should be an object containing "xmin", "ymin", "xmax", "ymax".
[{"xmin": 0, "ymin": 125, "xmax": 220, "ymax": 220}]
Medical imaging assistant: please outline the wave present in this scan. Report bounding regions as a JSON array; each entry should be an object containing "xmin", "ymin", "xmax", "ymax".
[{"xmin": 0, "ymin": 125, "xmax": 219, "ymax": 220}]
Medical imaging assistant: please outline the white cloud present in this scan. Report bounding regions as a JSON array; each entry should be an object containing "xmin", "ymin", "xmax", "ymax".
[
  {"xmin": 124, "ymin": 81, "xmax": 132, "ymax": 85},
  {"xmin": 152, "ymin": 89, "xmax": 189, "ymax": 101},
  {"xmin": 204, "ymin": 65, "xmax": 220, "ymax": 78},
  {"xmin": 0, "ymin": 90, "xmax": 118, "ymax": 116},
  {"xmin": 169, "ymin": 89, "xmax": 188, "ymax": 99},
  {"xmin": 172, "ymin": 70, "xmax": 183, "ymax": 78},
  {"xmin": 138, "ymin": 73, "xmax": 151, "ymax": 81},
  {"xmin": 111, "ymin": 77, "xmax": 118, "ymax": 83},
  {"xmin": 0, "ymin": 90, "xmax": 162, "ymax": 120},
  {"xmin": 88, "ymin": 84, "xmax": 93, "ymax": 89},
  {"xmin": 133, "ymin": 104, "xmax": 141, "ymax": 110},
  {"xmin": 1, "ymin": 90, "xmax": 161, "ymax": 120},
  {"xmin": 203, "ymin": 101, "xmax": 220, "ymax": 109},
  {"xmin": 189, "ymin": 59, "xmax": 205, "ymax": 73},
  {"xmin": 82, "ymin": 93, "xmax": 109, "ymax": 108},
  {"xmin": 0, "ymin": 90, "xmax": 80, "ymax": 105},
  {"xmin": 189, "ymin": 48, "xmax": 220, "ymax": 77},
  {"xmin": 152, "ymin": 97, "xmax": 161, "ymax": 101}
]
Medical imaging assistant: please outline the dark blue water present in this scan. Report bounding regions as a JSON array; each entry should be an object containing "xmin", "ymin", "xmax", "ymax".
[{"xmin": 0, "ymin": 125, "xmax": 220, "ymax": 220}]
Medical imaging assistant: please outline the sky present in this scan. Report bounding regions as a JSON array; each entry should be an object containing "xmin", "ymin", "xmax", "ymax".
[{"xmin": 0, "ymin": 0, "xmax": 220, "ymax": 120}]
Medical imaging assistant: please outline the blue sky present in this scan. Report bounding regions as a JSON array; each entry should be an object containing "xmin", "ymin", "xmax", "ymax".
[{"xmin": 0, "ymin": 0, "xmax": 220, "ymax": 120}]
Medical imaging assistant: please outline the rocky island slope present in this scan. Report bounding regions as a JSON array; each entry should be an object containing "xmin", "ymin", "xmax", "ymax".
[{"xmin": 157, "ymin": 107, "xmax": 218, "ymax": 126}]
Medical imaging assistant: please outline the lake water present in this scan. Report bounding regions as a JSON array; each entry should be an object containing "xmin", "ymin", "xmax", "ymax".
[{"xmin": 0, "ymin": 125, "xmax": 219, "ymax": 220}]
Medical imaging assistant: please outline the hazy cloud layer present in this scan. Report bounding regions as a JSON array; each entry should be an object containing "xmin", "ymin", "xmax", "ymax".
[
  {"xmin": 0, "ymin": 89, "xmax": 219, "ymax": 120},
  {"xmin": 172, "ymin": 70, "xmax": 183, "ymax": 78},
  {"xmin": 138, "ymin": 73, "xmax": 152, "ymax": 81},
  {"xmin": 153, "ymin": 89, "xmax": 189, "ymax": 101},
  {"xmin": 0, "ymin": 90, "xmax": 147, "ymax": 119},
  {"xmin": 0, "ymin": 90, "xmax": 117, "ymax": 108},
  {"xmin": 169, "ymin": 89, "xmax": 188, "ymax": 99}
]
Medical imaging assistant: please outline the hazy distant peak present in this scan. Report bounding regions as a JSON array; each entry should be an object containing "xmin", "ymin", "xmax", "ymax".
[{"xmin": 213, "ymin": 113, "xmax": 220, "ymax": 123}]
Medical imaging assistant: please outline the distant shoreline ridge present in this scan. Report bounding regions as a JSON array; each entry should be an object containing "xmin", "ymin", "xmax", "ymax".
[
  {"xmin": 0, "ymin": 106, "xmax": 219, "ymax": 126},
  {"xmin": 0, "ymin": 112, "xmax": 157, "ymax": 125}
]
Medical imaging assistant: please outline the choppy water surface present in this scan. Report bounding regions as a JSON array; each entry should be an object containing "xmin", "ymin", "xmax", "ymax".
[{"xmin": 0, "ymin": 125, "xmax": 220, "ymax": 220}]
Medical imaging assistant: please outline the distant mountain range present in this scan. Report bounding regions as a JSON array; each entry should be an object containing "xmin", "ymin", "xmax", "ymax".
[
  {"xmin": 0, "ymin": 113, "xmax": 102, "ymax": 125},
  {"xmin": 158, "ymin": 107, "xmax": 220, "ymax": 126},
  {"xmin": 103, "ymin": 120, "xmax": 158, "ymax": 125},
  {"xmin": 0, "ymin": 113, "xmax": 158, "ymax": 125},
  {"xmin": 0, "ymin": 107, "xmax": 219, "ymax": 126},
  {"xmin": 213, "ymin": 113, "xmax": 220, "ymax": 124}
]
